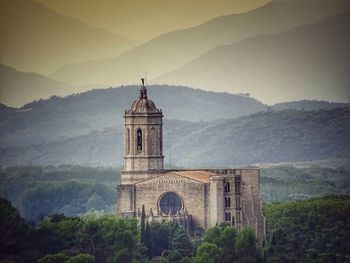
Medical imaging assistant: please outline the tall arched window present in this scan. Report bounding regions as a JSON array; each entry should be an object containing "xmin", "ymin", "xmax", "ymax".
[
  {"xmin": 225, "ymin": 197, "xmax": 231, "ymax": 208},
  {"xmin": 136, "ymin": 129, "xmax": 142, "ymax": 152},
  {"xmin": 150, "ymin": 127, "xmax": 158, "ymax": 155},
  {"xmin": 225, "ymin": 182, "xmax": 230, "ymax": 193},
  {"xmin": 126, "ymin": 128, "xmax": 130, "ymax": 155},
  {"xmin": 225, "ymin": 212, "xmax": 231, "ymax": 221}
]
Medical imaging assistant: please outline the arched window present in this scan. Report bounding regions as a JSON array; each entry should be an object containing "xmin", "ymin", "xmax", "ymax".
[
  {"xmin": 150, "ymin": 127, "xmax": 158, "ymax": 155},
  {"xmin": 225, "ymin": 197, "xmax": 231, "ymax": 208},
  {"xmin": 225, "ymin": 182, "xmax": 230, "ymax": 193},
  {"xmin": 136, "ymin": 129, "xmax": 142, "ymax": 151},
  {"xmin": 225, "ymin": 212, "xmax": 231, "ymax": 221},
  {"xmin": 126, "ymin": 128, "xmax": 130, "ymax": 155}
]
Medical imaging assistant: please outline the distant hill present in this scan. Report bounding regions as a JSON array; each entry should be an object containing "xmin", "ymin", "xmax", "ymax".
[
  {"xmin": 51, "ymin": 0, "xmax": 350, "ymax": 86},
  {"xmin": 0, "ymin": 0, "xmax": 137, "ymax": 74},
  {"xmin": 155, "ymin": 11, "xmax": 350, "ymax": 104},
  {"xmin": 272, "ymin": 100, "xmax": 350, "ymax": 111},
  {"xmin": 0, "ymin": 64, "xmax": 74, "ymax": 107},
  {"xmin": 0, "ymin": 85, "xmax": 266, "ymax": 148},
  {"xmin": 1, "ymin": 107, "xmax": 349, "ymax": 167}
]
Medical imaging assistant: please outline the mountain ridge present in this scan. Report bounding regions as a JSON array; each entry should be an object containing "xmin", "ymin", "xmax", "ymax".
[
  {"xmin": 0, "ymin": 85, "xmax": 266, "ymax": 148},
  {"xmin": 0, "ymin": 0, "xmax": 137, "ymax": 74},
  {"xmin": 50, "ymin": 0, "xmax": 350, "ymax": 87},
  {"xmin": 1, "ymin": 107, "xmax": 348, "ymax": 167},
  {"xmin": 0, "ymin": 64, "xmax": 75, "ymax": 107},
  {"xmin": 155, "ymin": 11, "xmax": 350, "ymax": 104}
]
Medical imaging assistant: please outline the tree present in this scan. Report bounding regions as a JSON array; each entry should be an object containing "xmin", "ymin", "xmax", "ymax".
[
  {"xmin": 149, "ymin": 222, "xmax": 173, "ymax": 256},
  {"xmin": 144, "ymin": 221, "xmax": 152, "ymax": 255},
  {"xmin": 65, "ymin": 254, "xmax": 95, "ymax": 263},
  {"xmin": 140, "ymin": 205, "xmax": 146, "ymax": 245},
  {"xmin": 193, "ymin": 242, "xmax": 223, "ymax": 263},
  {"xmin": 37, "ymin": 253, "xmax": 69, "ymax": 263},
  {"xmin": 203, "ymin": 224, "xmax": 236, "ymax": 263},
  {"xmin": 169, "ymin": 227, "xmax": 193, "ymax": 259},
  {"xmin": 81, "ymin": 215, "xmax": 140, "ymax": 263},
  {"xmin": 235, "ymin": 227, "xmax": 262, "ymax": 263},
  {"xmin": 221, "ymin": 226, "xmax": 237, "ymax": 263},
  {"xmin": 0, "ymin": 198, "xmax": 26, "ymax": 254}
]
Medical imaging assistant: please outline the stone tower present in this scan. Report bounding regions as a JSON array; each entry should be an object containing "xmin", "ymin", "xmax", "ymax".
[{"xmin": 122, "ymin": 79, "xmax": 164, "ymax": 184}]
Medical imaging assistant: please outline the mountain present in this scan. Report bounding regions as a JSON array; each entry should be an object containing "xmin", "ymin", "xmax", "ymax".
[
  {"xmin": 1, "ymin": 107, "xmax": 349, "ymax": 167},
  {"xmin": 0, "ymin": 0, "xmax": 137, "ymax": 74},
  {"xmin": 35, "ymin": 0, "xmax": 269, "ymax": 42},
  {"xmin": 50, "ymin": 0, "xmax": 350, "ymax": 86},
  {"xmin": 272, "ymin": 100, "xmax": 350, "ymax": 111},
  {"xmin": 0, "ymin": 64, "xmax": 76, "ymax": 107},
  {"xmin": 0, "ymin": 85, "xmax": 266, "ymax": 148},
  {"xmin": 155, "ymin": 11, "xmax": 350, "ymax": 104}
]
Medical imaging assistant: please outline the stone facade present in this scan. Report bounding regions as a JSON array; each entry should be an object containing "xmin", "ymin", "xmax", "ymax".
[{"xmin": 117, "ymin": 81, "xmax": 266, "ymax": 242}]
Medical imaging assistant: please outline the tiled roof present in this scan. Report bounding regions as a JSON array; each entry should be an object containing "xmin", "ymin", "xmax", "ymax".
[{"xmin": 172, "ymin": 170, "xmax": 216, "ymax": 183}]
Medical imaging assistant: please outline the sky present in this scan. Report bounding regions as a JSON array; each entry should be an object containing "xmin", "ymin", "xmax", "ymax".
[
  {"xmin": 1, "ymin": 0, "xmax": 349, "ymax": 107},
  {"xmin": 34, "ymin": 0, "xmax": 269, "ymax": 41}
]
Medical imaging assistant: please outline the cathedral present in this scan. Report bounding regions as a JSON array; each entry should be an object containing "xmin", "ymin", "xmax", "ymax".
[{"xmin": 117, "ymin": 80, "xmax": 265, "ymax": 242}]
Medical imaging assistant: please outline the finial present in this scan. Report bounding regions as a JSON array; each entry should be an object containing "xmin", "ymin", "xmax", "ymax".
[{"xmin": 139, "ymin": 78, "xmax": 147, "ymax": 99}]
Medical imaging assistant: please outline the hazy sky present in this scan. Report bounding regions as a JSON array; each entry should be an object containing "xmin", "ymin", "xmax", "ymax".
[
  {"xmin": 2, "ymin": 0, "xmax": 349, "ymax": 107},
  {"xmin": 34, "ymin": 0, "xmax": 270, "ymax": 41}
]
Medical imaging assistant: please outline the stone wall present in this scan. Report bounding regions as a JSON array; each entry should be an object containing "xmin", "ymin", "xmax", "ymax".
[
  {"xmin": 134, "ymin": 172, "xmax": 208, "ymax": 230},
  {"xmin": 241, "ymin": 168, "xmax": 266, "ymax": 243},
  {"xmin": 116, "ymin": 184, "xmax": 135, "ymax": 217}
]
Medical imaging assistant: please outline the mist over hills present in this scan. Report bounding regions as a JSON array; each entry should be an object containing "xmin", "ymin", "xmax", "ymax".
[
  {"xmin": 0, "ymin": 85, "xmax": 266, "ymax": 148},
  {"xmin": 156, "ymin": 11, "xmax": 350, "ymax": 104},
  {"xmin": 0, "ymin": 0, "xmax": 137, "ymax": 74},
  {"xmin": 271, "ymin": 100, "xmax": 350, "ymax": 111},
  {"xmin": 0, "ymin": 64, "xmax": 75, "ymax": 107},
  {"xmin": 51, "ymin": 0, "xmax": 350, "ymax": 88},
  {"xmin": 1, "ymin": 107, "xmax": 349, "ymax": 167}
]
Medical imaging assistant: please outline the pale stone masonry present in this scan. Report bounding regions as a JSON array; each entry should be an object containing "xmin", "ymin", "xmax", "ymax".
[{"xmin": 117, "ymin": 80, "xmax": 266, "ymax": 242}]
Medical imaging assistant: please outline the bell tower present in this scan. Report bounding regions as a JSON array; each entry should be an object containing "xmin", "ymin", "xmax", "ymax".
[{"xmin": 122, "ymin": 79, "xmax": 164, "ymax": 183}]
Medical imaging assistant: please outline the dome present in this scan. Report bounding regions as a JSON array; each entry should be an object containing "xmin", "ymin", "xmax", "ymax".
[
  {"xmin": 128, "ymin": 79, "xmax": 160, "ymax": 113},
  {"xmin": 130, "ymin": 98, "xmax": 159, "ymax": 113}
]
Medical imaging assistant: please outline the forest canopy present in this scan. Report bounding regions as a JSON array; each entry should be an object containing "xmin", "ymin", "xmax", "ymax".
[{"xmin": 1, "ymin": 196, "xmax": 349, "ymax": 262}]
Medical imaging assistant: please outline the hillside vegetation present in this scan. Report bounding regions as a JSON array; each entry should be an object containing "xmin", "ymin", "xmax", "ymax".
[
  {"xmin": 1, "ymin": 165, "xmax": 349, "ymax": 222},
  {"xmin": 0, "ymin": 85, "xmax": 265, "ymax": 148},
  {"xmin": 1, "ymin": 107, "xmax": 349, "ymax": 167},
  {"xmin": 0, "ymin": 166, "xmax": 120, "ymax": 221},
  {"xmin": 261, "ymin": 166, "xmax": 350, "ymax": 201},
  {"xmin": 264, "ymin": 196, "xmax": 350, "ymax": 262}
]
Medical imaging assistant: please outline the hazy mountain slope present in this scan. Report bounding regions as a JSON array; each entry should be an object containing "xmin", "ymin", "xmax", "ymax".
[
  {"xmin": 0, "ymin": 64, "xmax": 75, "ymax": 107},
  {"xmin": 35, "ymin": 0, "xmax": 269, "ymax": 42},
  {"xmin": 272, "ymin": 100, "xmax": 350, "ymax": 111},
  {"xmin": 0, "ymin": 85, "xmax": 266, "ymax": 148},
  {"xmin": 1, "ymin": 108, "xmax": 348, "ymax": 167},
  {"xmin": 156, "ymin": 11, "xmax": 350, "ymax": 104},
  {"xmin": 170, "ymin": 108, "xmax": 350, "ymax": 167},
  {"xmin": 0, "ymin": 0, "xmax": 137, "ymax": 74},
  {"xmin": 51, "ymin": 0, "xmax": 350, "ymax": 86}
]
